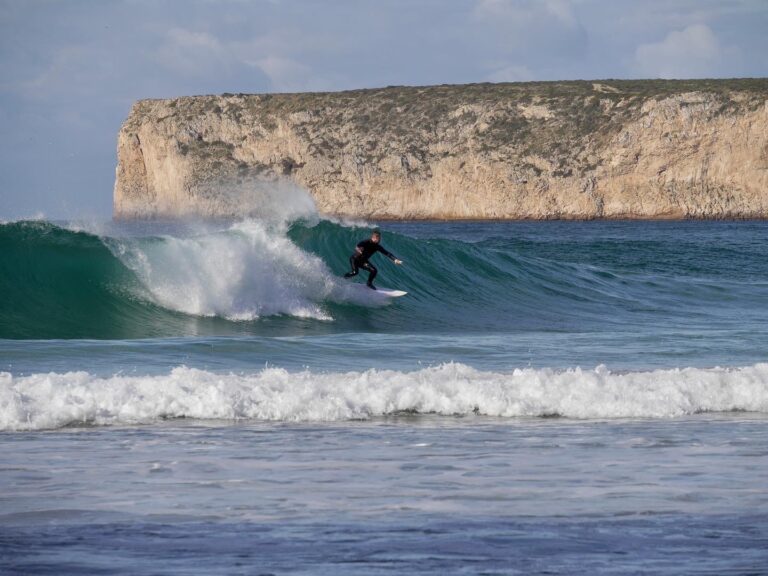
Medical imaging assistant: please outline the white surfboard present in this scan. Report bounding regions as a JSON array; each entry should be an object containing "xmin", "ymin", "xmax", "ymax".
[
  {"xmin": 349, "ymin": 283, "xmax": 407, "ymax": 298},
  {"xmin": 376, "ymin": 288, "xmax": 408, "ymax": 298}
]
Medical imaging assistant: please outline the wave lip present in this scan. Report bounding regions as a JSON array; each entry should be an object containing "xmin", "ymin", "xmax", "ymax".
[{"xmin": 2, "ymin": 363, "xmax": 767, "ymax": 431}]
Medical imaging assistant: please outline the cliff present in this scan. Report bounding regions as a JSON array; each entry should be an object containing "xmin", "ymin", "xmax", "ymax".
[{"xmin": 114, "ymin": 79, "xmax": 768, "ymax": 220}]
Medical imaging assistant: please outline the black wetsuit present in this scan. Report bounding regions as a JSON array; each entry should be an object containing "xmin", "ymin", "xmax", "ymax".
[{"xmin": 344, "ymin": 239, "xmax": 397, "ymax": 288}]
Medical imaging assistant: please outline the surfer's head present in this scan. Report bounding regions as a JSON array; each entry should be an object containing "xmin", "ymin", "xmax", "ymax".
[{"xmin": 371, "ymin": 230, "xmax": 381, "ymax": 243}]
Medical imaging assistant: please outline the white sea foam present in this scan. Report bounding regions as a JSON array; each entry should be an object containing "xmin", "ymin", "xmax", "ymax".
[
  {"xmin": 199, "ymin": 178, "xmax": 321, "ymax": 226},
  {"xmin": 2, "ymin": 363, "xmax": 767, "ymax": 431},
  {"xmin": 0, "ymin": 212, "xmax": 47, "ymax": 224},
  {"xmin": 110, "ymin": 220, "xmax": 394, "ymax": 319},
  {"xmin": 106, "ymin": 183, "xmax": 334, "ymax": 320},
  {"xmin": 111, "ymin": 219, "xmax": 339, "ymax": 320},
  {"xmin": 319, "ymin": 213, "xmax": 375, "ymax": 228},
  {"xmin": 105, "ymin": 182, "xmax": 392, "ymax": 319}
]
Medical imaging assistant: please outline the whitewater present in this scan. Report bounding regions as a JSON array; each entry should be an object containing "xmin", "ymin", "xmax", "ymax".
[
  {"xmin": 3, "ymin": 363, "xmax": 768, "ymax": 431},
  {"xmin": 2, "ymin": 190, "xmax": 768, "ymax": 574}
]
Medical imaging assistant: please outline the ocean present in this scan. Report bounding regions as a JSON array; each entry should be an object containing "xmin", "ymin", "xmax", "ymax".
[{"xmin": 1, "ymin": 203, "xmax": 768, "ymax": 574}]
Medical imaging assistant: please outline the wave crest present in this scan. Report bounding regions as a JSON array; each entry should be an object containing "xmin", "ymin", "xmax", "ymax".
[{"xmin": 110, "ymin": 220, "xmax": 336, "ymax": 321}]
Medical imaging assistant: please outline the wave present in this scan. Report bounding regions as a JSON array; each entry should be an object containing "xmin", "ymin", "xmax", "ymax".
[
  {"xmin": 0, "ymin": 219, "xmax": 399, "ymax": 338},
  {"xmin": 2, "ymin": 210, "xmax": 766, "ymax": 339},
  {"xmin": 0, "ymin": 220, "xmax": 172, "ymax": 339},
  {"xmin": 2, "ymin": 362, "xmax": 767, "ymax": 430},
  {"xmin": 110, "ymin": 220, "xmax": 336, "ymax": 321}
]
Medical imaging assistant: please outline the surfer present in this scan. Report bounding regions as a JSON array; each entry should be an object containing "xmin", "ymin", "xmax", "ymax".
[{"xmin": 344, "ymin": 230, "xmax": 402, "ymax": 290}]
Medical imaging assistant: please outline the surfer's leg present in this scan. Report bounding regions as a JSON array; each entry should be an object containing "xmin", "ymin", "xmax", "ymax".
[
  {"xmin": 344, "ymin": 255, "xmax": 359, "ymax": 278},
  {"xmin": 362, "ymin": 262, "xmax": 377, "ymax": 288}
]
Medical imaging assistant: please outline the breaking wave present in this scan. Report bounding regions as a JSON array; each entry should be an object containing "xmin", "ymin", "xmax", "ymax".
[
  {"xmin": 2, "ymin": 362, "xmax": 767, "ymax": 430},
  {"xmin": 3, "ymin": 189, "xmax": 767, "ymax": 339}
]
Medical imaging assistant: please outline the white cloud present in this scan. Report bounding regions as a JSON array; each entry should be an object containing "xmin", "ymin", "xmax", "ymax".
[
  {"xmin": 473, "ymin": 0, "xmax": 588, "ymax": 80},
  {"xmin": 155, "ymin": 28, "xmax": 230, "ymax": 77},
  {"xmin": 475, "ymin": 0, "xmax": 578, "ymax": 28},
  {"xmin": 152, "ymin": 26, "xmax": 334, "ymax": 92},
  {"xmin": 18, "ymin": 45, "xmax": 89, "ymax": 96},
  {"xmin": 633, "ymin": 24, "xmax": 728, "ymax": 79}
]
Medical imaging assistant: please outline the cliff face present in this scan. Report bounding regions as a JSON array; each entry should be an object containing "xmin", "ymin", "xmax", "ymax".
[{"xmin": 114, "ymin": 79, "xmax": 768, "ymax": 220}]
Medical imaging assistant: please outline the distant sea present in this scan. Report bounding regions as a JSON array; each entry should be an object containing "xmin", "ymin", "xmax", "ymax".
[{"xmin": 2, "ymin": 204, "xmax": 767, "ymax": 574}]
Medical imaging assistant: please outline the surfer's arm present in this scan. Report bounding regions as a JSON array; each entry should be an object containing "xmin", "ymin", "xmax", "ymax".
[{"xmin": 378, "ymin": 245, "xmax": 403, "ymax": 264}]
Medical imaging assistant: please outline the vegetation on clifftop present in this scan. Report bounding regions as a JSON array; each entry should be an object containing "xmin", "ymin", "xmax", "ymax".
[{"xmin": 127, "ymin": 78, "xmax": 768, "ymax": 140}]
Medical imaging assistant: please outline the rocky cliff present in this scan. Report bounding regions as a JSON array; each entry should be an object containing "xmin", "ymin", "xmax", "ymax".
[{"xmin": 114, "ymin": 79, "xmax": 768, "ymax": 220}]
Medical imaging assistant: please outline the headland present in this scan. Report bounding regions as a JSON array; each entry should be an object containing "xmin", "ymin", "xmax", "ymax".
[{"xmin": 114, "ymin": 79, "xmax": 768, "ymax": 220}]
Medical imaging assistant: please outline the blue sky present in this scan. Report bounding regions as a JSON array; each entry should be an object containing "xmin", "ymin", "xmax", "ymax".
[{"xmin": 1, "ymin": 0, "xmax": 767, "ymax": 219}]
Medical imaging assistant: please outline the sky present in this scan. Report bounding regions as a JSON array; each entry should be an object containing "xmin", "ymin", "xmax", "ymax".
[{"xmin": 1, "ymin": 0, "xmax": 767, "ymax": 220}]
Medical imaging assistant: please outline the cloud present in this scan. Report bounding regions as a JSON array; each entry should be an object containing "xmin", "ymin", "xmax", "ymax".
[
  {"xmin": 18, "ymin": 45, "xmax": 91, "ymax": 98},
  {"xmin": 154, "ymin": 27, "xmax": 338, "ymax": 93},
  {"xmin": 473, "ymin": 0, "xmax": 588, "ymax": 81},
  {"xmin": 155, "ymin": 28, "xmax": 230, "ymax": 77},
  {"xmin": 475, "ymin": 0, "xmax": 580, "ymax": 29},
  {"xmin": 633, "ymin": 23, "xmax": 732, "ymax": 78},
  {"xmin": 225, "ymin": 29, "xmax": 330, "ymax": 92}
]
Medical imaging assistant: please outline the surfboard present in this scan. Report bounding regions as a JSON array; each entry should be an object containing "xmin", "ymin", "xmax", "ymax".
[
  {"xmin": 349, "ymin": 283, "xmax": 407, "ymax": 298},
  {"xmin": 376, "ymin": 288, "xmax": 408, "ymax": 298}
]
